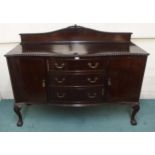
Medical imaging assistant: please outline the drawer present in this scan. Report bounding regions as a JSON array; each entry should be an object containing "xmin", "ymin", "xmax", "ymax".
[
  {"xmin": 47, "ymin": 58, "xmax": 106, "ymax": 71},
  {"xmin": 47, "ymin": 86, "xmax": 105, "ymax": 102},
  {"xmin": 47, "ymin": 72, "xmax": 105, "ymax": 86}
]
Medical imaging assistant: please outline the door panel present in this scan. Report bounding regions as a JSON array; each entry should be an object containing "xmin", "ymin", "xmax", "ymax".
[
  {"xmin": 19, "ymin": 57, "xmax": 47, "ymax": 102},
  {"xmin": 106, "ymin": 56, "xmax": 146, "ymax": 102}
]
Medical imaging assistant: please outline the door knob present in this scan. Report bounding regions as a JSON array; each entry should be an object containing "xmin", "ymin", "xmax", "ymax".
[
  {"xmin": 42, "ymin": 80, "xmax": 46, "ymax": 88},
  {"xmin": 108, "ymin": 78, "xmax": 111, "ymax": 86}
]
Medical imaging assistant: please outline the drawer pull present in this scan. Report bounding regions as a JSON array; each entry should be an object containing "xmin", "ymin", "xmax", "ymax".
[
  {"xmin": 55, "ymin": 77, "xmax": 66, "ymax": 83},
  {"xmin": 56, "ymin": 92, "xmax": 65, "ymax": 98},
  {"xmin": 88, "ymin": 62, "xmax": 99, "ymax": 69},
  {"xmin": 87, "ymin": 77, "xmax": 98, "ymax": 83},
  {"xmin": 54, "ymin": 63, "xmax": 65, "ymax": 69},
  {"xmin": 88, "ymin": 93, "xmax": 97, "ymax": 99}
]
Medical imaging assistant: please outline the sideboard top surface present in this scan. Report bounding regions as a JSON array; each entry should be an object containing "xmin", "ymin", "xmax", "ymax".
[{"xmin": 5, "ymin": 25, "xmax": 149, "ymax": 57}]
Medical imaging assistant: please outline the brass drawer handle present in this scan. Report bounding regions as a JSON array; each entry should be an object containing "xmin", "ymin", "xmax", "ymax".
[
  {"xmin": 56, "ymin": 92, "xmax": 65, "ymax": 98},
  {"xmin": 54, "ymin": 63, "xmax": 65, "ymax": 69},
  {"xmin": 87, "ymin": 77, "xmax": 98, "ymax": 83},
  {"xmin": 55, "ymin": 77, "xmax": 66, "ymax": 83},
  {"xmin": 88, "ymin": 62, "xmax": 99, "ymax": 69},
  {"xmin": 88, "ymin": 93, "xmax": 97, "ymax": 99}
]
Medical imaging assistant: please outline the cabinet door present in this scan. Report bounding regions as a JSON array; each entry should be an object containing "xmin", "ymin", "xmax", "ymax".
[
  {"xmin": 106, "ymin": 56, "xmax": 147, "ymax": 102},
  {"xmin": 19, "ymin": 57, "xmax": 47, "ymax": 102}
]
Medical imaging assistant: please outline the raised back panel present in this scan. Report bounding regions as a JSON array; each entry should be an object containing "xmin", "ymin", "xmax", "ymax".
[{"xmin": 20, "ymin": 25, "xmax": 132, "ymax": 44}]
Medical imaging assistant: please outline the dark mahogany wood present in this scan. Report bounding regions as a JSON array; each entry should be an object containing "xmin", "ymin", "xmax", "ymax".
[
  {"xmin": 47, "ymin": 71, "xmax": 105, "ymax": 86},
  {"xmin": 47, "ymin": 86, "xmax": 104, "ymax": 103},
  {"xmin": 5, "ymin": 25, "xmax": 149, "ymax": 126},
  {"xmin": 14, "ymin": 103, "xmax": 24, "ymax": 127},
  {"xmin": 17, "ymin": 57, "xmax": 47, "ymax": 102},
  {"xmin": 131, "ymin": 104, "xmax": 140, "ymax": 125},
  {"xmin": 106, "ymin": 56, "xmax": 147, "ymax": 102},
  {"xmin": 20, "ymin": 25, "xmax": 132, "ymax": 44}
]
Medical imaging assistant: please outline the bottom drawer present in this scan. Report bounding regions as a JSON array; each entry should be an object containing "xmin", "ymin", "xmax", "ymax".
[{"xmin": 47, "ymin": 86, "xmax": 105, "ymax": 103}]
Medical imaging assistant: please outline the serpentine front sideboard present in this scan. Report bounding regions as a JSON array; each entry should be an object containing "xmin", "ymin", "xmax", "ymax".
[{"xmin": 5, "ymin": 25, "xmax": 149, "ymax": 127}]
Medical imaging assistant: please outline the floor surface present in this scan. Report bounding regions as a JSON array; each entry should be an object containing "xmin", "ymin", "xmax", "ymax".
[{"xmin": 0, "ymin": 99, "xmax": 155, "ymax": 132}]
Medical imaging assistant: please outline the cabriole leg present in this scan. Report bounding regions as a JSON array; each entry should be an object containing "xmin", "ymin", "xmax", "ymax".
[
  {"xmin": 131, "ymin": 104, "xmax": 140, "ymax": 126},
  {"xmin": 14, "ymin": 103, "xmax": 23, "ymax": 127}
]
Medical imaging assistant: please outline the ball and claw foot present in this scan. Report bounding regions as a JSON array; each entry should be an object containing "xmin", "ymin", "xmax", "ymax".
[
  {"xmin": 17, "ymin": 119, "xmax": 23, "ymax": 127},
  {"xmin": 14, "ymin": 103, "xmax": 24, "ymax": 127},
  {"xmin": 131, "ymin": 104, "xmax": 140, "ymax": 126},
  {"xmin": 131, "ymin": 118, "xmax": 137, "ymax": 126}
]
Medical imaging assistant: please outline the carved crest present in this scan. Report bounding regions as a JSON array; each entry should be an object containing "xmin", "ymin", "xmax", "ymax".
[{"xmin": 20, "ymin": 25, "xmax": 132, "ymax": 44}]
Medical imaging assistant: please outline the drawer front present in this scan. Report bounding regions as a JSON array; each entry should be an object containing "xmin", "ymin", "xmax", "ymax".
[
  {"xmin": 47, "ymin": 58, "xmax": 106, "ymax": 71},
  {"xmin": 48, "ymin": 72, "xmax": 105, "ymax": 86},
  {"xmin": 47, "ymin": 86, "xmax": 105, "ymax": 103}
]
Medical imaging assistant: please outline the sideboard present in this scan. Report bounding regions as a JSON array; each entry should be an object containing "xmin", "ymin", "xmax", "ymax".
[{"xmin": 5, "ymin": 25, "xmax": 149, "ymax": 126}]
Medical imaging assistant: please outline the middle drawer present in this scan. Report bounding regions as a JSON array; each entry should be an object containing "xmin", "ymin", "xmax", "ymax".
[{"xmin": 47, "ymin": 72, "xmax": 105, "ymax": 86}]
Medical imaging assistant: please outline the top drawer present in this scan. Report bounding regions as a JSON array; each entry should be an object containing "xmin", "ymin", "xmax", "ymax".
[{"xmin": 47, "ymin": 57, "xmax": 106, "ymax": 71}]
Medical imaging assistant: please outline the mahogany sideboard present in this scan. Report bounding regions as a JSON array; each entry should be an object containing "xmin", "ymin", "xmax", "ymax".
[{"xmin": 5, "ymin": 25, "xmax": 149, "ymax": 127}]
